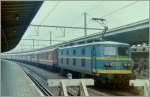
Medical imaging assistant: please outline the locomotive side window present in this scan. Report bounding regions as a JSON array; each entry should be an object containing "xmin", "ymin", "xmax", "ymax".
[
  {"xmin": 81, "ymin": 59, "xmax": 85, "ymax": 67},
  {"xmin": 61, "ymin": 50, "xmax": 63, "ymax": 55},
  {"xmin": 104, "ymin": 47, "xmax": 117, "ymax": 56},
  {"xmin": 81, "ymin": 48, "xmax": 85, "ymax": 55},
  {"xmin": 73, "ymin": 49, "xmax": 76, "ymax": 55},
  {"xmin": 81, "ymin": 48, "xmax": 85, "ymax": 67},
  {"xmin": 118, "ymin": 47, "xmax": 128, "ymax": 56},
  {"xmin": 73, "ymin": 58, "xmax": 76, "ymax": 65},
  {"xmin": 66, "ymin": 58, "xmax": 69, "ymax": 65},
  {"xmin": 67, "ymin": 50, "xmax": 69, "ymax": 55},
  {"xmin": 73, "ymin": 49, "xmax": 76, "ymax": 65}
]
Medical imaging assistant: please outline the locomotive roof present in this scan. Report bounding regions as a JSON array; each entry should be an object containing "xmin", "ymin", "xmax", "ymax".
[{"xmin": 59, "ymin": 41, "xmax": 129, "ymax": 49}]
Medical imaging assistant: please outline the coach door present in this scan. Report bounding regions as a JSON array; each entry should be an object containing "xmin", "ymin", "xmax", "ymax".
[{"xmin": 91, "ymin": 46, "xmax": 96, "ymax": 73}]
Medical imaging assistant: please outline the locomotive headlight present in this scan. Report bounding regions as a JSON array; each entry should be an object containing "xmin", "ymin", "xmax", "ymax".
[
  {"xmin": 105, "ymin": 63, "xmax": 112, "ymax": 67},
  {"xmin": 109, "ymin": 62, "xmax": 113, "ymax": 66},
  {"xmin": 124, "ymin": 64, "xmax": 128, "ymax": 66},
  {"xmin": 127, "ymin": 64, "xmax": 130, "ymax": 66},
  {"xmin": 105, "ymin": 63, "xmax": 109, "ymax": 67}
]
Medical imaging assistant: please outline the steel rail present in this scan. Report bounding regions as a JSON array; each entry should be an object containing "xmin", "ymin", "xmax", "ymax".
[
  {"xmin": 22, "ymin": 67, "xmax": 54, "ymax": 96},
  {"xmin": 27, "ymin": 73, "xmax": 53, "ymax": 96}
]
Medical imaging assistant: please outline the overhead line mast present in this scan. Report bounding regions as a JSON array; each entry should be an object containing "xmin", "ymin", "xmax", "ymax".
[{"xmin": 84, "ymin": 12, "xmax": 87, "ymax": 36}]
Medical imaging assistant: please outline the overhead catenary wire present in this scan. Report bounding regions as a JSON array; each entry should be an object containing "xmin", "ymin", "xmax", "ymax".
[
  {"xmin": 29, "ymin": 1, "xmax": 60, "ymax": 48},
  {"xmin": 38, "ymin": 1, "xmax": 104, "ymax": 35},
  {"xmin": 85, "ymin": 0, "xmax": 139, "ymax": 32},
  {"xmin": 87, "ymin": 0, "xmax": 139, "ymax": 20},
  {"xmin": 32, "ymin": 1, "xmax": 104, "ymax": 44},
  {"xmin": 68, "ymin": 1, "xmax": 138, "ymax": 36},
  {"xmin": 101, "ymin": 0, "xmax": 138, "ymax": 18},
  {"xmin": 40, "ymin": 1, "xmax": 60, "ymax": 24},
  {"xmin": 87, "ymin": 1, "xmax": 104, "ymax": 12},
  {"xmin": 70, "ymin": 1, "xmax": 104, "ymax": 29},
  {"xmin": 23, "ymin": 1, "xmax": 139, "ymax": 50},
  {"xmin": 61, "ymin": 1, "xmax": 104, "ymax": 36},
  {"xmin": 33, "ymin": 26, "xmax": 39, "ymax": 36}
]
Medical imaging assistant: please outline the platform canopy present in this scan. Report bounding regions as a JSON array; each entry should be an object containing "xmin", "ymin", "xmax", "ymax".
[{"xmin": 1, "ymin": 1, "xmax": 43, "ymax": 52}]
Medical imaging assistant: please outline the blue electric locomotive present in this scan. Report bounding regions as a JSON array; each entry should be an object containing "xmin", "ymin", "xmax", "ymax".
[{"xmin": 58, "ymin": 41, "xmax": 132, "ymax": 83}]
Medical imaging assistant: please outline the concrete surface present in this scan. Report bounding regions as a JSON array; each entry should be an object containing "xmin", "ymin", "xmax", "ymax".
[{"xmin": 1, "ymin": 59, "xmax": 42, "ymax": 96}]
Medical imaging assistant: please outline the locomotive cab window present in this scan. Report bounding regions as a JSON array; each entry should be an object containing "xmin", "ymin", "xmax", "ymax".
[
  {"xmin": 104, "ymin": 47, "xmax": 117, "ymax": 56},
  {"xmin": 118, "ymin": 47, "xmax": 129, "ymax": 56}
]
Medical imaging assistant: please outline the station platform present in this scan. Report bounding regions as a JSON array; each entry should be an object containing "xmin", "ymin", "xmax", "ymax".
[
  {"xmin": 1, "ymin": 59, "xmax": 42, "ymax": 96},
  {"xmin": 129, "ymin": 79, "xmax": 150, "ymax": 96}
]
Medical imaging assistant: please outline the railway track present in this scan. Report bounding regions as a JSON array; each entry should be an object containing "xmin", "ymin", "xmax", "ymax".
[
  {"xmin": 19, "ymin": 63, "xmax": 109, "ymax": 96},
  {"xmin": 22, "ymin": 67, "xmax": 53, "ymax": 96},
  {"xmin": 19, "ymin": 62, "xmax": 140, "ymax": 96},
  {"xmin": 21, "ymin": 64, "xmax": 75, "ymax": 96},
  {"xmin": 26, "ymin": 73, "xmax": 53, "ymax": 96}
]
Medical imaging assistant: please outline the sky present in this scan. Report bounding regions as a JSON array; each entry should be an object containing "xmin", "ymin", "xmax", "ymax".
[{"xmin": 10, "ymin": 0, "xmax": 149, "ymax": 52}]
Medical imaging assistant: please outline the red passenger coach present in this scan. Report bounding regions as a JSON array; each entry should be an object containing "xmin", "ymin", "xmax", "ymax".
[
  {"xmin": 37, "ymin": 48, "xmax": 58, "ymax": 66},
  {"xmin": 38, "ymin": 52, "xmax": 49, "ymax": 65},
  {"xmin": 48, "ymin": 49, "xmax": 57, "ymax": 66}
]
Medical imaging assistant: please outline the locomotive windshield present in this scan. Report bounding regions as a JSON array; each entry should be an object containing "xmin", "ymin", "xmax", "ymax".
[
  {"xmin": 103, "ymin": 46, "xmax": 129, "ymax": 56},
  {"xmin": 118, "ymin": 47, "xmax": 129, "ymax": 56},
  {"xmin": 104, "ymin": 47, "xmax": 117, "ymax": 56}
]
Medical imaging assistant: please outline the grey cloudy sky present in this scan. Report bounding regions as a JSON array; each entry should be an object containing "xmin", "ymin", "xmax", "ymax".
[{"xmin": 11, "ymin": 0, "xmax": 149, "ymax": 52}]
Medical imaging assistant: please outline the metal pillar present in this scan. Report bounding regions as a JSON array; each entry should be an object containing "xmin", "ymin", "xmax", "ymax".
[
  {"xmin": 20, "ymin": 41, "xmax": 23, "ymax": 50},
  {"xmin": 32, "ymin": 39, "xmax": 34, "ymax": 49},
  {"xmin": 49, "ymin": 32, "xmax": 52, "ymax": 46},
  {"xmin": 84, "ymin": 12, "xmax": 87, "ymax": 36}
]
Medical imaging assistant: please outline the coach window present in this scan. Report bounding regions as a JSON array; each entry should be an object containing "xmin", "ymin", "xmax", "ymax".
[
  {"xmin": 61, "ymin": 58, "xmax": 63, "ymax": 64},
  {"xmin": 81, "ymin": 59, "xmax": 85, "ymax": 67}
]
